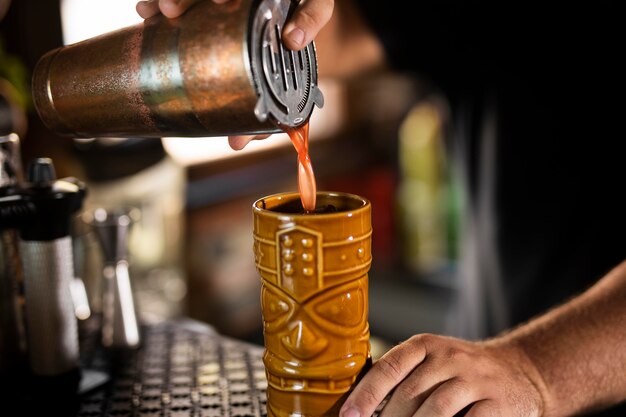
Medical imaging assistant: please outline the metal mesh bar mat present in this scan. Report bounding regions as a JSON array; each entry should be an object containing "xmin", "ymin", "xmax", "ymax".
[
  {"xmin": 77, "ymin": 320, "xmax": 269, "ymax": 417},
  {"xmin": 8, "ymin": 319, "xmax": 383, "ymax": 416}
]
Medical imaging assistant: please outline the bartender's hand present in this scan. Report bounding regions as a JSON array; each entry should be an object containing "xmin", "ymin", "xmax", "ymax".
[
  {"xmin": 340, "ymin": 334, "xmax": 546, "ymax": 417},
  {"xmin": 136, "ymin": 0, "xmax": 333, "ymax": 50}
]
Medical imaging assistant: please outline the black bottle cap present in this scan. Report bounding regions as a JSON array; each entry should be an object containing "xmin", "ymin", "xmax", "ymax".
[
  {"xmin": 27, "ymin": 157, "xmax": 56, "ymax": 185},
  {"xmin": 18, "ymin": 158, "xmax": 86, "ymax": 241}
]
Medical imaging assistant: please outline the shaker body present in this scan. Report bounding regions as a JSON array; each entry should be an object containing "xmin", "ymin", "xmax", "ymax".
[{"xmin": 32, "ymin": 0, "xmax": 323, "ymax": 139}]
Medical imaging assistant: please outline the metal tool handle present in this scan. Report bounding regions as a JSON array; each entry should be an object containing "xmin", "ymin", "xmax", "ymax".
[
  {"xmin": 20, "ymin": 236, "xmax": 79, "ymax": 376},
  {"xmin": 101, "ymin": 260, "xmax": 140, "ymax": 348}
]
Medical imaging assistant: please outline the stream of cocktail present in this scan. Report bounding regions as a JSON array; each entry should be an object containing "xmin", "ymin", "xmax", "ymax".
[{"xmin": 282, "ymin": 121, "xmax": 317, "ymax": 212}]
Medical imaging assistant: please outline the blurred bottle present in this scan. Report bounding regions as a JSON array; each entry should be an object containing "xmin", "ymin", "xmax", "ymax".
[
  {"xmin": 397, "ymin": 100, "xmax": 455, "ymax": 277},
  {"xmin": 19, "ymin": 158, "xmax": 85, "ymax": 384},
  {"xmin": 0, "ymin": 157, "xmax": 86, "ymax": 397},
  {"xmin": 0, "ymin": 79, "xmax": 27, "ymax": 139},
  {"xmin": 0, "ymin": 133, "xmax": 27, "ymax": 376},
  {"xmin": 74, "ymin": 138, "xmax": 186, "ymax": 323}
]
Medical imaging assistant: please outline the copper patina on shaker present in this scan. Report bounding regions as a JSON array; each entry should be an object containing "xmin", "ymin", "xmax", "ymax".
[{"xmin": 32, "ymin": 0, "xmax": 323, "ymax": 138}]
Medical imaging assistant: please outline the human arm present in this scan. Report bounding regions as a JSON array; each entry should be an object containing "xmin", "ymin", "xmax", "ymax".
[{"xmin": 340, "ymin": 260, "xmax": 626, "ymax": 417}]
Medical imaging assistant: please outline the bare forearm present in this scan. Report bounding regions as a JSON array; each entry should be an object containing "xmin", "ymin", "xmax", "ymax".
[{"xmin": 495, "ymin": 260, "xmax": 626, "ymax": 416}]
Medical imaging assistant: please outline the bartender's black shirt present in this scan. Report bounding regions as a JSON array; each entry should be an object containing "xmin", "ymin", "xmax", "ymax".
[{"xmin": 359, "ymin": 2, "xmax": 625, "ymax": 414}]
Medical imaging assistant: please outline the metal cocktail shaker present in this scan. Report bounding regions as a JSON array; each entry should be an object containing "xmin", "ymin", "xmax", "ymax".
[{"xmin": 32, "ymin": 0, "xmax": 323, "ymax": 139}]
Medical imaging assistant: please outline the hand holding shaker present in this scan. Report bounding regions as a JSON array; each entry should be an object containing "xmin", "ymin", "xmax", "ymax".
[
  {"xmin": 253, "ymin": 192, "xmax": 372, "ymax": 416},
  {"xmin": 32, "ymin": 0, "xmax": 323, "ymax": 138}
]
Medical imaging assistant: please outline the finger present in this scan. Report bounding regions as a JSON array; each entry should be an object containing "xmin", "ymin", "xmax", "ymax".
[
  {"xmin": 228, "ymin": 134, "xmax": 271, "ymax": 150},
  {"xmin": 414, "ymin": 377, "xmax": 479, "ymax": 417},
  {"xmin": 379, "ymin": 373, "xmax": 444, "ymax": 416},
  {"xmin": 136, "ymin": 0, "xmax": 160, "ymax": 19},
  {"xmin": 378, "ymin": 384, "xmax": 440, "ymax": 417},
  {"xmin": 462, "ymin": 399, "xmax": 499, "ymax": 417},
  {"xmin": 228, "ymin": 135, "xmax": 255, "ymax": 150},
  {"xmin": 282, "ymin": 0, "xmax": 334, "ymax": 50},
  {"xmin": 157, "ymin": 0, "xmax": 202, "ymax": 19},
  {"xmin": 340, "ymin": 338, "xmax": 428, "ymax": 417},
  {"xmin": 379, "ymin": 347, "xmax": 458, "ymax": 417}
]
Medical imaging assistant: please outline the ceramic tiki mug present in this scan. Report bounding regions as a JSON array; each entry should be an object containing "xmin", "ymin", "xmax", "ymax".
[{"xmin": 253, "ymin": 191, "xmax": 372, "ymax": 416}]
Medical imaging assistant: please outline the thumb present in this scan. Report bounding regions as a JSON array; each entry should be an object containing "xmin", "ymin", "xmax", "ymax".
[{"xmin": 282, "ymin": 0, "xmax": 334, "ymax": 50}]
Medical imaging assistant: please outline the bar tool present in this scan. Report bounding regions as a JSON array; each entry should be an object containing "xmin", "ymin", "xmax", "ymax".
[
  {"xmin": 32, "ymin": 0, "xmax": 324, "ymax": 139},
  {"xmin": 0, "ymin": 157, "xmax": 86, "ymax": 382},
  {"xmin": 90, "ymin": 207, "xmax": 141, "ymax": 349}
]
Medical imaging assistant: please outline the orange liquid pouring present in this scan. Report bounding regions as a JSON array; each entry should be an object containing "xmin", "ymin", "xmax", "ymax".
[{"xmin": 283, "ymin": 121, "xmax": 317, "ymax": 212}]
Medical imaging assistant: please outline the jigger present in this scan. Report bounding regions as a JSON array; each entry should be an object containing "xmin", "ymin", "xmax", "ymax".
[{"xmin": 91, "ymin": 208, "xmax": 141, "ymax": 349}]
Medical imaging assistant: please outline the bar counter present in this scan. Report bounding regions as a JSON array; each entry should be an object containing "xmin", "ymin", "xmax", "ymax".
[{"xmin": 9, "ymin": 319, "xmax": 383, "ymax": 417}]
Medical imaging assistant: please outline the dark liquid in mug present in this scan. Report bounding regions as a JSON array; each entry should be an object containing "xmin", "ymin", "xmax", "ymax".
[{"xmin": 270, "ymin": 201, "xmax": 337, "ymax": 215}]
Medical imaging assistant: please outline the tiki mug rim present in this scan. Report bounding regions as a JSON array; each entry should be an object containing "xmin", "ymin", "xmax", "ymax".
[{"xmin": 253, "ymin": 191, "xmax": 370, "ymax": 217}]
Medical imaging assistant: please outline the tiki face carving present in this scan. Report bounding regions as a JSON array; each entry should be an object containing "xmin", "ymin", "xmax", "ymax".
[{"xmin": 260, "ymin": 226, "xmax": 370, "ymax": 394}]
